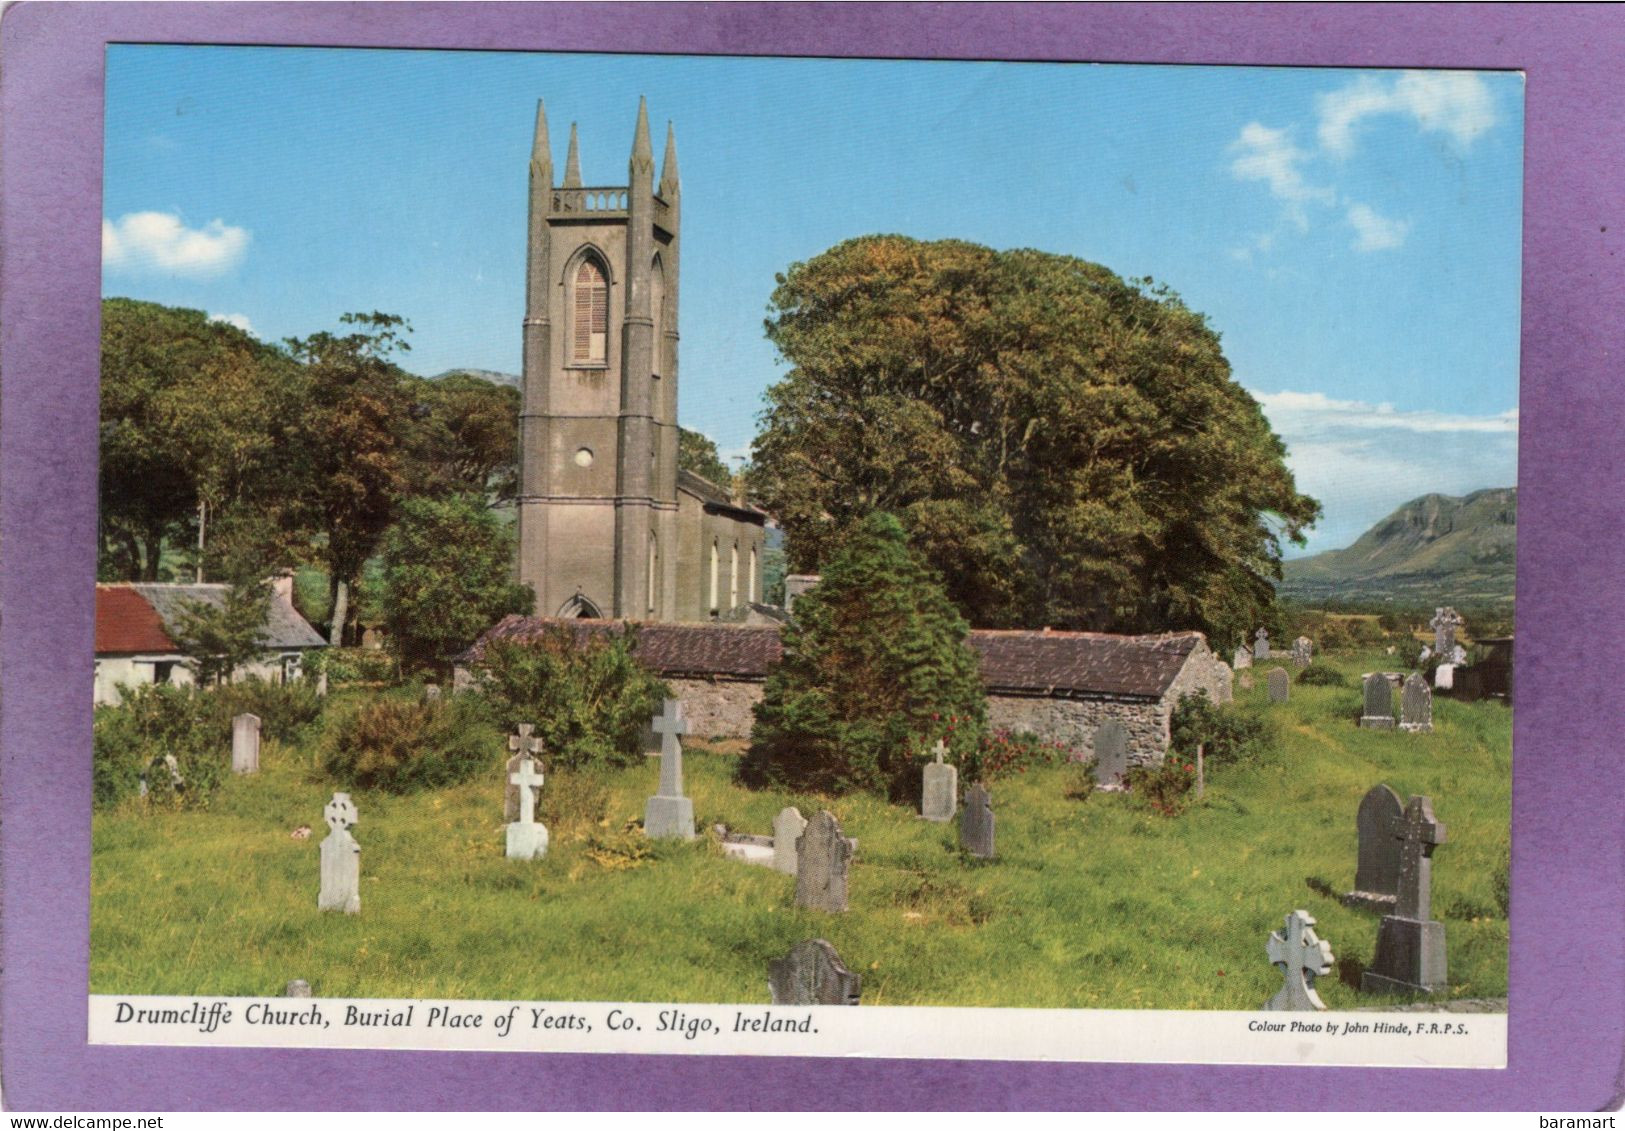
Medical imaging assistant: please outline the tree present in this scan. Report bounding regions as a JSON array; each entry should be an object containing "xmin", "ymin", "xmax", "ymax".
[
  {"xmin": 750, "ymin": 236, "xmax": 1321, "ymax": 647},
  {"xmin": 399, "ymin": 372, "xmax": 522, "ymax": 505},
  {"xmin": 169, "ymin": 576, "xmax": 271, "ymax": 687},
  {"xmin": 378, "ymin": 495, "xmax": 534, "ymax": 672},
  {"xmin": 741, "ymin": 511, "xmax": 985, "ymax": 798},
  {"xmin": 678, "ymin": 426, "xmax": 733, "ymax": 488}
]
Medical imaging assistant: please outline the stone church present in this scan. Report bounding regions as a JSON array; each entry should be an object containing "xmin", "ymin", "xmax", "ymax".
[{"xmin": 516, "ymin": 99, "xmax": 766, "ymax": 622}]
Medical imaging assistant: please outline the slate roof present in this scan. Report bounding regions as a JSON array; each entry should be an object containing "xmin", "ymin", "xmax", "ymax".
[
  {"xmin": 676, "ymin": 468, "xmax": 768, "ymax": 524},
  {"xmin": 464, "ymin": 616, "xmax": 1204, "ymax": 701},
  {"xmin": 96, "ymin": 584, "xmax": 327, "ymax": 653}
]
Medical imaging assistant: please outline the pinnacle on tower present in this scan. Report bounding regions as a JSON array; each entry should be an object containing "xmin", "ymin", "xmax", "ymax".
[
  {"xmin": 530, "ymin": 100, "xmax": 552, "ymax": 183},
  {"xmin": 563, "ymin": 123, "xmax": 582, "ymax": 188},
  {"xmin": 630, "ymin": 96, "xmax": 654, "ymax": 181},
  {"xmin": 660, "ymin": 120, "xmax": 680, "ymax": 198}
]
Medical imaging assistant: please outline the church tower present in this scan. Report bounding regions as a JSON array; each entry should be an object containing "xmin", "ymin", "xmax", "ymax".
[{"xmin": 516, "ymin": 99, "xmax": 682, "ymax": 620}]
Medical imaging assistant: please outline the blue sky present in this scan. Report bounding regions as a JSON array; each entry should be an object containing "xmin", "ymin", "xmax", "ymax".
[{"xmin": 103, "ymin": 47, "xmax": 1524, "ymax": 555}]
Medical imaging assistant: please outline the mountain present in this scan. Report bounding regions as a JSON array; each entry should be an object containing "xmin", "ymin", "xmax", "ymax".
[
  {"xmin": 431, "ymin": 368, "xmax": 520, "ymax": 387},
  {"xmin": 1278, "ymin": 488, "xmax": 1516, "ymax": 606}
]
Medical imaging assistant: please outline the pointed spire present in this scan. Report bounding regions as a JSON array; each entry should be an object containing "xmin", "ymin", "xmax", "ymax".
[
  {"xmin": 630, "ymin": 96, "xmax": 654, "ymax": 179},
  {"xmin": 530, "ymin": 100, "xmax": 552, "ymax": 183},
  {"xmin": 660, "ymin": 120, "xmax": 680, "ymax": 197},
  {"xmin": 563, "ymin": 123, "xmax": 582, "ymax": 188}
]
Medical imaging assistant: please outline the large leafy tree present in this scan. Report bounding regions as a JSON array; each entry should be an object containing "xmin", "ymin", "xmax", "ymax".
[
  {"xmin": 399, "ymin": 372, "xmax": 522, "ymax": 505},
  {"xmin": 750, "ymin": 236, "xmax": 1320, "ymax": 646},
  {"xmin": 678, "ymin": 427, "xmax": 733, "ymax": 488},
  {"xmin": 378, "ymin": 495, "xmax": 534, "ymax": 672},
  {"xmin": 742, "ymin": 511, "xmax": 985, "ymax": 798}
]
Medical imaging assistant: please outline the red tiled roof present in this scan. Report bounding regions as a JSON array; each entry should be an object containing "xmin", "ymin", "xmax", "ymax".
[
  {"xmin": 95, "ymin": 585, "xmax": 176, "ymax": 654},
  {"xmin": 465, "ymin": 616, "xmax": 1204, "ymax": 701}
]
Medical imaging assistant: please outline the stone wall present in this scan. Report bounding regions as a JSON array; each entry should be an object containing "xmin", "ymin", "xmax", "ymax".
[
  {"xmin": 986, "ymin": 695, "xmax": 1168, "ymax": 765},
  {"xmin": 1166, "ymin": 638, "xmax": 1233, "ymax": 706},
  {"xmin": 666, "ymin": 676, "xmax": 763, "ymax": 739}
]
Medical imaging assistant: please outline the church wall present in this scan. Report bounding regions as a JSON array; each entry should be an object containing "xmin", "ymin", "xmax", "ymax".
[
  {"xmin": 535, "ymin": 502, "xmax": 618, "ymax": 617},
  {"xmin": 673, "ymin": 492, "xmax": 705, "ymax": 621},
  {"xmin": 665, "ymin": 676, "xmax": 763, "ymax": 739}
]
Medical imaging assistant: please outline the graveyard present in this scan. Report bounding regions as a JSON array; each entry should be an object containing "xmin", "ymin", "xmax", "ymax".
[{"xmin": 90, "ymin": 645, "xmax": 1509, "ymax": 1012}]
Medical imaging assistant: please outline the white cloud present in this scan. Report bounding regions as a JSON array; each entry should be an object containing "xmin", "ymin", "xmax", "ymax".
[
  {"xmin": 1228, "ymin": 123, "xmax": 1334, "ymax": 228},
  {"xmin": 1317, "ymin": 71, "xmax": 1496, "ymax": 159},
  {"xmin": 208, "ymin": 311, "xmax": 256, "ymax": 336},
  {"xmin": 1345, "ymin": 203, "xmax": 1412, "ymax": 252},
  {"xmin": 1252, "ymin": 388, "xmax": 1518, "ymax": 554},
  {"xmin": 102, "ymin": 211, "xmax": 249, "ymax": 278}
]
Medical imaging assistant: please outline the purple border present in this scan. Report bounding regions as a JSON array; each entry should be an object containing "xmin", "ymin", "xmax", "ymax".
[{"xmin": 3, "ymin": 2, "xmax": 1621, "ymax": 1111}]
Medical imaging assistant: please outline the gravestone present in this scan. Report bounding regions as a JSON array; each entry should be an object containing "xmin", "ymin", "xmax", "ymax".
[
  {"xmin": 1448, "ymin": 644, "xmax": 1468, "ymax": 666},
  {"xmin": 1418, "ymin": 645, "xmax": 1433, "ymax": 665},
  {"xmin": 1400, "ymin": 673, "xmax": 1434, "ymax": 733},
  {"xmin": 1233, "ymin": 646, "xmax": 1253, "ymax": 671},
  {"xmin": 1254, "ymin": 628, "xmax": 1271, "ymax": 661},
  {"xmin": 769, "ymin": 939, "xmax": 862, "ymax": 1006},
  {"xmin": 1362, "ymin": 795, "xmax": 1449, "ymax": 995},
  {"xmin": 1266, "ymin": 667, "xmax": 1290, "ymax": 704},
  {"xmin": 1433, "ymin": 663, "xmax": 1455, "ymax": 691},
  {"xmin": 1238, "ymin": 670, "xmax": 1253, "ymax": 691},
  {"xmin": 1344, "ymin": 784, "xmax": 1404, "ymax": 913},
  {"xmin": 643, "ymin": 699, "xmax": 695, "ymax": 840},
  {"xmin": 795, "ymin": 810, "xmax": 855, "ymax": 912},
  {"xmin": 315, "ymin": 671, "xmax": 329, "ymax": 697},
  {"xmin": 1359, "ymin": 673, "xmax": 1395, "ymax": 729},
  {"xmin": 505, "ymin": 756, "xmax": 549, "ymax": 860},
  {"xmin": 285, "ymin": 979, "xmax": 312, "ymax": 997},
  {"xmin": 772, "ymin": 806, "xmax": 808, "ymax": 875},
  {"xmin": 1092, "ymin": 721, "xmax": 1130, "ymax": 788},
  {"xmin": 920, "ymin": 739, "xmax": 958, "ymax": 823},
  {"xmin": 1431, "ymin": 607, "xmax": 1464, "ymax": 656},
  {"xmin": 231, "ymin": 713, "xmax": 261, "ymax": 775},
  {"xmin": 504, "ymin": 724, "xmax": 544, "ymax": 822},
  {"xmin": 140, "ymin": 753, "xmax": 185, "ymax": 798},
  {"xmin": 423, "ymin": 683, "xmax": 442, "ymax": 702},
  {"xmin": 1263, "ymin": 909, "xmax": 1335, "ymax": 1011},
  {"xmin": 960, "ymin": 783, "xmax": 995, "ymax": 859},
  {"xmin": 1291, "ymin": 637, "xmax": 1314, "ymax": 668},
  {"xmin": 318, "ymin": 792, "xmax": 361, "ymax": 914}
]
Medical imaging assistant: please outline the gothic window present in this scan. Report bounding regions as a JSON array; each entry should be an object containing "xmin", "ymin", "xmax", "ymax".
[
  {"xmin": 647, "ymin": 533, "xmax": 659, "ymax": 616},
  {"xmin": 749, "ymin": 545, "xmax": 758, "ymax": 604},
  {"xmin": 650, "ymin": 255, "xmax": 666, "ymax": 381},
  {"xmin": 729, "ymin": 542, "xmax": 740, "ymax": 611},
  {"xmin": 709, "ymin": 540, "xmax": 720, "ymax": 613},
  {"xmin": 571, "ymin": 257, "xmax": 608, "ymax": 364}
]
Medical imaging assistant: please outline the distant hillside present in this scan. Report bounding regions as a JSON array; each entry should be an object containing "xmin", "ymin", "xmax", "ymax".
[
  {"xmin": 432, "ymin": 368, "xmax": 520, "ymax": 387},
  {"xmin": 1279, "ymin": 488, "xmax": 1516, "ymax": 606}
]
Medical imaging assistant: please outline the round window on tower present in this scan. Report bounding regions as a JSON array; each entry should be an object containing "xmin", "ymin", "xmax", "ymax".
[{"xmin": 573, "ymin": 447, "xmax": 594, "ymax": 468}]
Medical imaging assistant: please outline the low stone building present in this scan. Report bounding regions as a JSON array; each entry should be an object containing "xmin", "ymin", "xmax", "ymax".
[
  {"xmin": 94, "ymin": 582, "xmax": 326, "ymax": 705},
  {"xmin": 458, "ymin": 616, "xmax": 1232, "ymax": 766}
]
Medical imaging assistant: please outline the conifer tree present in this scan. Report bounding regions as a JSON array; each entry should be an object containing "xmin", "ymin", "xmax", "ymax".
[{"xmin": 743, "ymin": 511, "xmax": 984, "ymax": 797}]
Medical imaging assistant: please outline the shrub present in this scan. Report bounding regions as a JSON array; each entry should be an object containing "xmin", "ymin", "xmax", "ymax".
[
  {"xmin": 1169, "ymin": 693, "xmax": 1276, "ymax": 768},
  {"xmin": 211, "ymin": 676, "xmax": 324, "ymax": 744},
  {"xmin": 320, "ymin": 695, "xmax": 498, "ymax": 793},
  {"xmin": 1296, "ymin": 665, "xmax": 1347, "ymax": 687},
  {"xmin": 93, "ymin": 683, "xmax": 228, "ymax": 808},
  {"xmin": 305, "ymin": 647, "xmax": 399, "ymax": 687},
  {"xmin": 934, "ymin": 727, "xmax": 1070, "ymax": 784},
  {"xmin": 1125, "ymin": 758, "xmax": 1197, "ymax": 817},
  {"xmin": 741, "ymin": 512, "xmax": 986, "ymax": 798},
  {"xmin": 471, "ymin": 632, "xmax": 668, "ymax": 772}
]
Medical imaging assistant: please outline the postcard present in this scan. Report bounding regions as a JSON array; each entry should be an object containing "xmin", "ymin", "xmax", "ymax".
[{"xmin": 4, "ymin": 3, "xmax": 1623, "ymax": 1113}]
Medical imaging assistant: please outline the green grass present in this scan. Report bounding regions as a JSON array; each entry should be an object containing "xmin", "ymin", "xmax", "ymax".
[{"xmin": 91, "ymin": 649, "xmax": 1509, "ymax": 1009}]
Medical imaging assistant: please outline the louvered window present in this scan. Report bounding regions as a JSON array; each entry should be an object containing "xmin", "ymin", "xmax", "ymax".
[{"xmin": 572, "ymin": 258, "xmax": 608, "ymax": 363}]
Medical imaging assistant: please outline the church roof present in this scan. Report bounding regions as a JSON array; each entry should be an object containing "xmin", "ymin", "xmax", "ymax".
[
  {"xmin": 676, "ymin": 468, "xmax": 768, "ymax": 524},
  {"xmin": 463, "ymin": 616, "xmax": 1205, "ymax": 701}
]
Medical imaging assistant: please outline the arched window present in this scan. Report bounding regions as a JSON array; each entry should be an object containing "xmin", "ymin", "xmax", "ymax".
[
  {"xmin": 571, "ymin": 257, "xmax": 608, "ymax": 364},
  {"xmin": 650, "ymin": 255, "xmax": 666, "ymax": 381},
  {"xmin": 748, "ymin": 545, "xmax": 758, "ymax": 604},
  {"xmin": 557, "ymin": 593, "xmax": 603, "ymax": 619},
  {"xmin": 708, "ymin": 540, "xmax": 719, "ymax": 613},
  {"xmin": 647, "ymin": 533, "xmax": 658, "ymax": 616},
  {"xmin": 729, "ymin": 542, "xmax": 740, "ymax": 611}
]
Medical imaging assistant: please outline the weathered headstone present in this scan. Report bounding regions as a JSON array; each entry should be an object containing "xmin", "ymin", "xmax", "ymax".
[
  {"xmin": 768, "ymin": 939, "xmax": 861, "ymax": 1006},
  {"xmin": 505, "ymin": 756, "xmax": 549, "ymax": 860},
  {"xmin": 1448, "ymin": 644, "xmax": 1468, "ymax": 666},
  {"xmin": 1263, "ymin": 909, "xmax": 1335, "ymax": 1011},
  {"xmin": 1266, "ymin": 667, "xmax": 1290, "ymax": 704},
  {"xmin": 1431, "ymin": 607, "xmax": 1464, "ymax": 656},
  {"xmin": 423, "ymin": 683, "xmax": 442, "ymax": 702},
  {"xmin": 1362, "ymin": 795, "xmax": 1449, "ymax": 995},
  {"xmin": 1359, "ymin": 673, "xmax": 1395, "ymax": 729},
  {"xmin": 1433, "ymin": 663, "xmax": 1455, "ymax": 691},
  {"xmin": 140, "ymin": 753, "xmax": 185, "ymax": 798},
  {"xmin": 285, "ymin": 979, "xmax": 312, "ymax": 998},
  {"xmin": 1418, "ymin": 645, "xmax": 1433, "ymax": 665},
  {"xmin": 315, "ymin": 671, "xmax": 329, "ymax": 697},
  {"xmin": 643, "ymin": 698, "xmax": 695, "ymax": 840},
  {"xmin": 920, "ymin": 739, "xmax": 958, "ymax": 822},
  {"xmin": 795, "ymin": 810, "xmax": 855, "ymax": 912},
  {"xmin": 1344, "ymin": 784, "xmax": 1404, "ymax": 913},
  {"xmin": 772, "ymin": 806, "xmax": 808, "ymax": 875},
  {"xmin": 1233, "ymin": 646, "xmax": 1253, "ymax": 671},
  {"xmin": 231, "ymin": 713, "xmax": 261, "ymax": 775},
  {"xmin": 960, "ymin": 783, "xmax": 995, "ymax": 859},
  {"xmin": 1254, "ymin": 628, "xmax": 1271, "ymax": 661},
  {"xmin": 1238, "ymin": 670, "xmax": 1253, "ymax": 691},
  {"xmin": 1400, "ymin": 673, "xmax": 1434, "ymax": 733},
  {"xmin": 504, "ymin": 724, "xmax": 544, "ymax": 822},
  {"xmin": 1291, "ymin": 637, "xmax": 1314, "ymax": 668},
  {"xmin": 318, "ymin": 792, "xmax": 361, "ymax": 914},
  {"xmin": 1092, "ymin": 720, "xmax": 1130, "ymax": 788}
]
